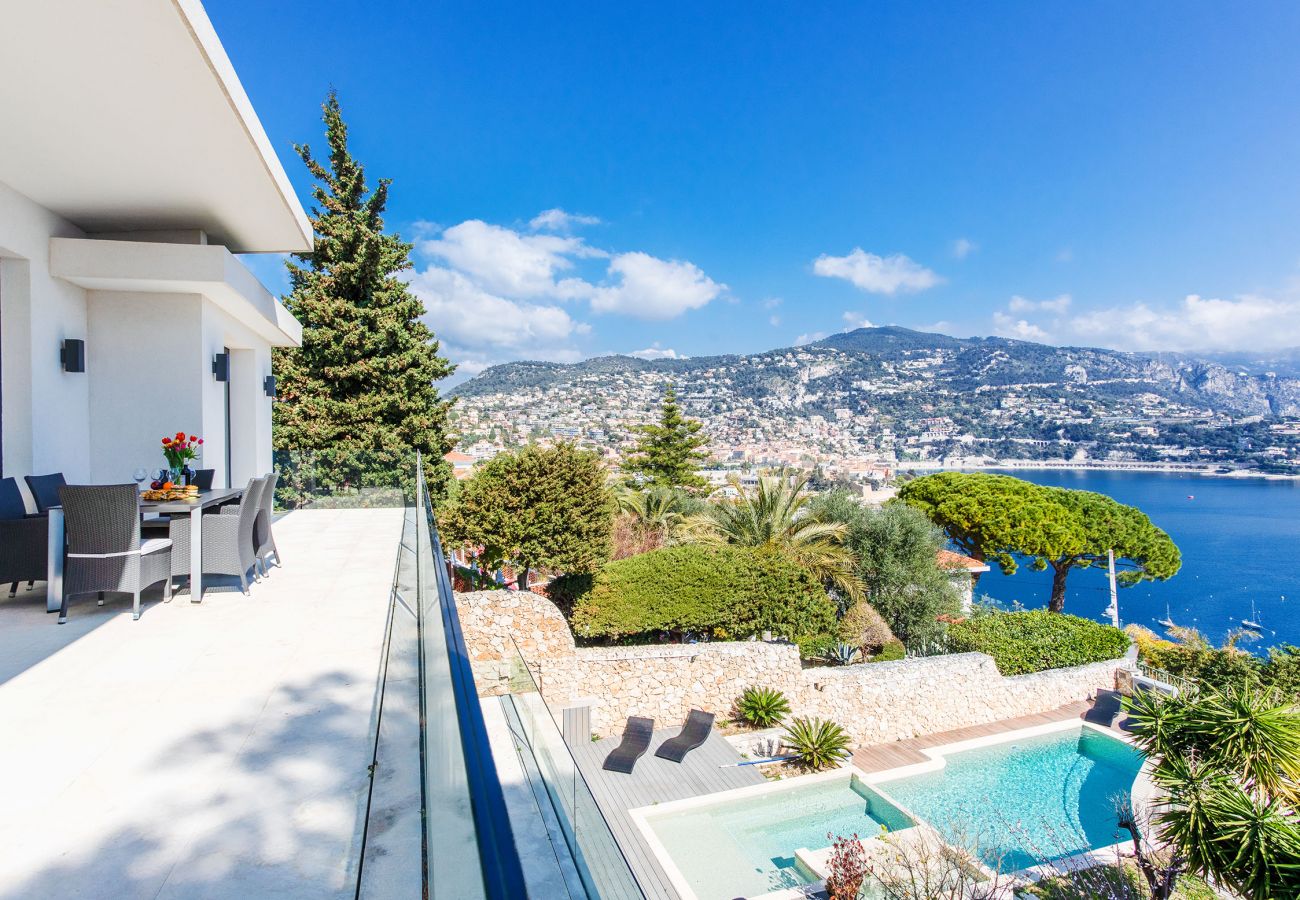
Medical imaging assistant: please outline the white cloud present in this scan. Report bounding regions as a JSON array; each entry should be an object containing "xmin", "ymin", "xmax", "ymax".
[
  {"xmin": 587, "ymin": 252, "xmax": 725, "ymax": 319},
  {"xmin": 952, "ymin": 238, "xmax": 977, "ymax": 260},
  {"xmin": 529, "ymin": 208, "xmax": 601, "ymax": 232},
  {"xmin": 993, "ymin": 311, "xmax": 1051, "ymax": 342},
  {"xmin": 842, "ymin": 311, "xmax": 876, "ymax": 330},
  {"xmin": 420, "ymin": 219, "xmax": 603, "ymax": 298},
  {"xmin": 1067, "ymin": 294, "xmax": 1300, "ymax": 352},
  {"xmin": 1008, "ymin": 293, "xmax": 1072, "ymax": 314},
  {"xmin": 769, "ymin": 315, "xmax": 782, "ymax": 327},
  {"xmin": 410, "ymin": 267, "xmax": 587, "ymax": 352},
  {"xmin": 795, "ymin": 331, "xmax": 828, "ymax": 346},
  {"xmin": 813, "ymin": 248, "xmax": 943, "ymax": 295},
  {"xmin": 628, "ymin": 344, "xmax": 685, "ymax": 360},
  {"xmin": 763, "ymin": 297, "xmax": 783, "ymax": 309},
  {"xmin": 1055, "ymin": 248, "xmax": 1074, "ymax": 263}
]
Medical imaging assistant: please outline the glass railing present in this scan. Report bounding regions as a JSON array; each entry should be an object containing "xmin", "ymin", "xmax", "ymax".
[
  {"xmin": 416, "ymin": 459, "xmax": 527, "ymax": 898},
  {"xmin": 498, "ymin": 641, "xmax": 646, "ymax": 899},
  {"xmin": 271, "ymin": 448, "xmax": 418, "ymax": 510}
]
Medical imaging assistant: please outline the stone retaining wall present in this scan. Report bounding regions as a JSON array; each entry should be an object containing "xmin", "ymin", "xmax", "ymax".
[{"xmin": 454, "ymin": 588, "xmax": 1126, "ymax": 742}]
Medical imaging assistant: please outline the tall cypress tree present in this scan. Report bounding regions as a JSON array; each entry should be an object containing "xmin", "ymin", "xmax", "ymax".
[
  {"xmin": 623, "ymin": 385, "xmax": 710, "ymax": 490},
  {"xmin": 273, "ymin": 92, "xmax": 455, "ymax": 503}
]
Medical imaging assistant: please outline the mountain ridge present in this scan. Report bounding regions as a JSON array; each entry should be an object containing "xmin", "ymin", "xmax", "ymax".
[{"xmin": 453, "ymin": 327, "xmax": 1300, "ymax": 418}]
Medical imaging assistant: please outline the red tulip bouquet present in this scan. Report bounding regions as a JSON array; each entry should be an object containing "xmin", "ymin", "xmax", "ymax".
[{"xmin": 161, "ymin": 432, "xmax": 203, "ymax": 482}]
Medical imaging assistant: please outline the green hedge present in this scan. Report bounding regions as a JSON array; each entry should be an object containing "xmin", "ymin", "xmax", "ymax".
[
  {"xmin": 946, "ymin": 610, "xmax": 1130, "ymax": 675},
  {"xmin": 570, "ymin": 544, "xmax": 836, "ymax": 643}
]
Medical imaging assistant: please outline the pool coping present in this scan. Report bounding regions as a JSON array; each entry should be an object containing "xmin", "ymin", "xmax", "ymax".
[{"xmin": 628, "ymin": 717, "xmax": 1151, "ymax": 900}]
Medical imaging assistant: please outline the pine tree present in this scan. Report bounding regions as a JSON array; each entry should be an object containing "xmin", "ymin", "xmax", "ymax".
[
  {"xmin": 273, "ymin": 92, "xmax": 456, "ymax": 503},
  {"xmin": 623, "ymin": 385, "xmax": 710, "ymax": 490}
]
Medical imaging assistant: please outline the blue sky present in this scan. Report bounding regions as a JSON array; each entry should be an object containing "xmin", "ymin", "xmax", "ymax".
[{"xmin": 217, "ymin": 1, "xmax": 1300, "ymax": 383}]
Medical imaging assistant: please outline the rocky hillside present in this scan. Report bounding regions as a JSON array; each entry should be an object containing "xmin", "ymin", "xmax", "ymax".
[{"xmin": 455, "ymin": 326, "xmax": 1300, "ymax": 420}]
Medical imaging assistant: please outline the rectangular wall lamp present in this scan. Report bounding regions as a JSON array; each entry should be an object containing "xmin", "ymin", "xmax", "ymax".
[
  {"xmin": 212, "ymin": 352, "xmax": 229, "ymax": 382},
  {"xmin": 263, "ymin": 375, "xmax": 277, "ymax": 398},
  {"xmin": 61, "ymin": 339, "xmax": 85, "ymax": 373}
]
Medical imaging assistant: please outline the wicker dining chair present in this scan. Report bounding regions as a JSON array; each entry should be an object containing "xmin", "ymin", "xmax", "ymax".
[
  {"xmin": 24, "ymin": 472, "xmax": 66, "ymax": 514},
  {"xmin": 221, "ymin": 472, "xmax": 280, "ymax": 578},
  {"xmin": 167, "ymin": 476, "xmax": 264, "ymax": 594},
  {"xmin": 57, "ymin": 484, "xmax": 172, "ymax": 624},
  {"xmin": 255, "ymin": 471, "xmax": 281, "ymax": 574},
  {"xmin": 0, "ymin": 477, "xmax": 46, "ymax": 598},
  {"xmin": 192, "ymin": 469, "xmax": 215, "ymax": 491}
]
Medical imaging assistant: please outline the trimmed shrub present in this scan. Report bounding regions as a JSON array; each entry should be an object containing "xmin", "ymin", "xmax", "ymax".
[
  {"xmin": 782, "ymin": 717, "xmax": 851, "ymax": 771},
  {"xmin": 569, "ymin": 544, "xmax": 836, "ymax": 642},
  {"xmin": 946, "ymin": 610, "xmax": 1129, "ymax": 675},
  {"xmin": 870, "ymin": 639, "xmax": 906, "ymax": 662},
  {"xmin": 795, "ymin": 632, "xmax": 839, "ymax": 661},
  {"xmin": 838, "ymin": 600, "xmax": 897, "ymax": 652},
  {"xmin": 736, "ymin": 686, "xmax": 790, "ymax": 728},
  {"xmin": 542, "ymin": 572, "xmax": 593, "ymax": 615}
]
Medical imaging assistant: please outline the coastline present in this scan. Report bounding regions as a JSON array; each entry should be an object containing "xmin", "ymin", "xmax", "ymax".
[{"xmin": 894, "ymin": 459, "xmax": 1300, "ymax": 482}]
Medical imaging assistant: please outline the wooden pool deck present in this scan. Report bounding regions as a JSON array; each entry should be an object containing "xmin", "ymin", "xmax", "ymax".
[
  {"xmin": 851, "ymin": 699, "xmax": 1111, "ymax": 773},
  {"xmin": 570, "ymin": 727, "xmax": 766, "ymax": 900}
]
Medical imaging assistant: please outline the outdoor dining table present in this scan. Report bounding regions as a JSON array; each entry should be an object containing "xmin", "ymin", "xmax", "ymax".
[{"xmin": 45, "ymin": 486, "xmax": 245, "ymax": 613}]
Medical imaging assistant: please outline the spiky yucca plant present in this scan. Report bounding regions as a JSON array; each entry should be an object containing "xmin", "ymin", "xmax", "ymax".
[
  {"xmin": 782, "ymin": 717, "xmax": 851, "ymax": 771},
  {"xmin": 737, "ymin": 686, "xmax": 791, "ymax": 728},
  {"xmin": 1125, "ymin": 684, "xmax": 1300, "ymax": 898}
]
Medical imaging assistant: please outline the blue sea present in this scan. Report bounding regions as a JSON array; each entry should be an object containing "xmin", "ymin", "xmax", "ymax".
[{"xmin": 971, "ymin": 469, "xmax": 1300, "ymax": 651}]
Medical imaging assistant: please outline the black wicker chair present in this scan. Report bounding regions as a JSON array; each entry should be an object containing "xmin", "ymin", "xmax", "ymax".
[
  {"xmin": 58, "ymin": 484, "xmax": 172, "ymax": 624},
  {"xmin": 601, "ymin": 716, "xmax": 655, "ymax": 774},
  {"xmin": 192, "ymin": 469, "xmax": 215, "ymax": 491},
  {"xmin": 168, "ymin": 476, "xmax": 264, "ymax": 595},
  {"xmin": 0, "ymin": 477, "xmax": 46, "ymax": 598},
  {"xmin": 24, "ymin": 472, "xmax": 66, "ymax": 514},
  {"xmin": 654, "ymin": 709, "xmax": 715, "ymax": 763}
]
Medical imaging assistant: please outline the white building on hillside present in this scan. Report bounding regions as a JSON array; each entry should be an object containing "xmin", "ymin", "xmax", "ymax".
[{"xmin": 0, "ymin": 0, "xmax": 311, "ymax": 493}]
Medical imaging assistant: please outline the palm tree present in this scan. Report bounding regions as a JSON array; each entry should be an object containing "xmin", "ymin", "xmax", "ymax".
[
  {"xmin": 615, "ymin": 485, "xmax": 691, "ymax": 537},
  {"xmin": 1125, "ymin": 684, "xmax": 1300, "ymax": 898},
  {"xmin": 684, "ymin": 472, "xmax": 863, "ymax": 601}
]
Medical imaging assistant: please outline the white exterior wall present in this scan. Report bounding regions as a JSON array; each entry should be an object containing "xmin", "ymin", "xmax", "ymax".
[
  {"xmin": 1, "ymin": 179, "xmax": 285, "ymax": 495},
  {"xmin": 0, "ymin": 181, "xmax": 92, "ymax": 489}
]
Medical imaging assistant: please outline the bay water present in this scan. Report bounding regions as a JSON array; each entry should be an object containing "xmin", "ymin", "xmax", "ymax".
[{"xmin": 972, "ymin": 469, "xmax": 1300, "ymax": 651}]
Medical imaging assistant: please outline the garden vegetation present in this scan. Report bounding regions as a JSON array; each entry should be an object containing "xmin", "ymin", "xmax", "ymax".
[
  {"xmin": 946, "ymin": 609, "xmax": 1130, "ymax": 675},
  {"xmin": 569, "ymin": 544, "xmax": 837, "ymax": 644}
]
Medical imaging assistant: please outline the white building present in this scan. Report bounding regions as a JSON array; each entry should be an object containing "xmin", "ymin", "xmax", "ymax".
[{"xmin": 0, "ymin": 0, "xmax": 310, "ymax": 493}]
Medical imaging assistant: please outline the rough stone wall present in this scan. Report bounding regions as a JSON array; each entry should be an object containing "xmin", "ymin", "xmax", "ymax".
[
  {"xmin": 455, "ymin": 590, "xmax": 575, "ymax": 694},
  {"xmin": 539, "ymin": 642, "xmax": 804, "ymax": 734},
  {"xmin": 799, "ymin": 652, "xmax": 1124, "ymax": 745},
  {"xmin": 453, "ymin": 589, "xmax": 1124, "ymax": 742}
]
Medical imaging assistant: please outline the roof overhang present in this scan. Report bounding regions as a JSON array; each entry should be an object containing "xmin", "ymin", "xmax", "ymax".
[
  {"xmin": 0, "ymin": 0, "xmax": 312, "ymax": 253},
  {"xmin": 50, "ymin": 237, "xmax": 302, "ymax": 347}
]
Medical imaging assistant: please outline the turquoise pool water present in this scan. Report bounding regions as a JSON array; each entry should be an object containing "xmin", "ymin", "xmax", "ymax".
[
  {"xmin": 646, "ymin": 777, "xmax": 913, "ymax": 900},
  {"xmin": 876, "ymin": 726, "xmax": 1144, "ymax": 871}
]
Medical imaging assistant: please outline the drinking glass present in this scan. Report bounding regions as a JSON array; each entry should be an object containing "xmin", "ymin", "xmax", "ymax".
[{"xmin": 132, "ymin": 468, "xmax": 148, "ymax": 490}]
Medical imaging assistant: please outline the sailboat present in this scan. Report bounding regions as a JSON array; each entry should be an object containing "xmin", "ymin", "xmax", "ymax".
[
  {"xmin": 1158, "ymin": 604, "xmax": 1176, "ymax": 629},
  {"xmin": 1242, "ymin": 601, "xmax": 1263, "ymax": 632}
]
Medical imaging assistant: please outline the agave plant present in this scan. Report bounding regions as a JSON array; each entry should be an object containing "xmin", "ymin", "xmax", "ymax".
[
  {"xmin": 737, "ymin": 686, "xmax": 791, "ymax": 728},
  {"xmin": 824, "ymin": 642, "xmax": 861, "ymax": 666},
  {"xmin": 782, "ymin": 717, "xmax": 852, "ymax": 771}
]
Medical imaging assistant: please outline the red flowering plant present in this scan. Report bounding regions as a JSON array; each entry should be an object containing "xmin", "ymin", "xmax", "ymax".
[{"xmin": 161, "ymin": 431, "xmax": 203, "ymax": 473}]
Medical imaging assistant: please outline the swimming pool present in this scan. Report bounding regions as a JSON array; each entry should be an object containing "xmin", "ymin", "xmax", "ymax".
[
  {"xmin": 874, "ymin": 724, "xmax": 1144, "ymax": 872},
  {"xmin": 641, "ymin": 774, "xmax": 913, "ymax": 900}
]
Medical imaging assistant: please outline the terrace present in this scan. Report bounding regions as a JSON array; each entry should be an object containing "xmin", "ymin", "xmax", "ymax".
[{"xmin": 0, "ymin": 506, "xmax": 402, "ymax": 898}]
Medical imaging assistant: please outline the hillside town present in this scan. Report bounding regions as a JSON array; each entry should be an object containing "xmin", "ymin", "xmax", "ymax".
[{"xmin": 450, "ymin": 336, "xmax": 1300, "ymax": 481}]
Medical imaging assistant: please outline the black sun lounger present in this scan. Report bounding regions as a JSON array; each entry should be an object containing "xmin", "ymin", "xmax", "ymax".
[
  {"xmin": 602, "ymin": 716, "xmax": 656, "ymax": 774},
  {"xmin": 654, "ymin": 709, "xmax": 715, "ymax": 763}
]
